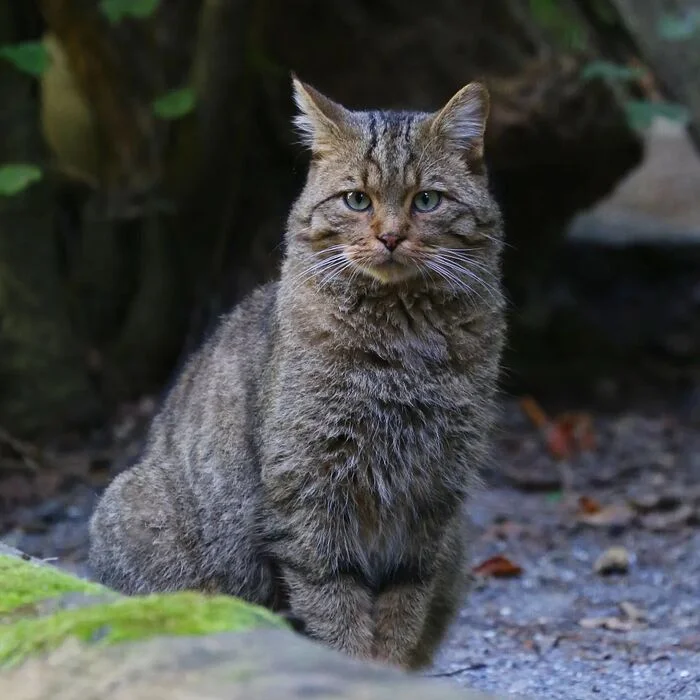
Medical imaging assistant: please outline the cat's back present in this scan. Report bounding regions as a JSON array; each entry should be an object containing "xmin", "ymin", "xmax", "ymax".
[
  {"xmin": 89, "ymin": 281, "xmax": 283, "ymax": 594},
  {"xmin": 140, "ymin": 281, "xmax": 280, "ymax": 470}
]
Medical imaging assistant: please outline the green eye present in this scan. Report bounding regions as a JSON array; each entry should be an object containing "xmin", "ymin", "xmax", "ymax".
[
  {"xmin": 413, "ymin": 191, "xmax": 442, "ymax": 212},
  {"xmin": 343, "ymin": 191, "xmax": 372, "ymax": 211}
]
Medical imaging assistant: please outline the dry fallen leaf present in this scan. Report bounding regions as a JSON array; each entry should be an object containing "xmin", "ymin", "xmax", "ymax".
[
  {"xmin": 519, "ymin": 398, "xmax": 597, "ymax": 460},
  {"xmin": 579, "ymin": 616, "xmax": 637, "ymax": 632},
  {"xmin": 473, "ymin": 555, "xmax": 523, "ymax": 578},
  {"xmin": 546, "ymin": 422, "xmax": 573, "ymax": 460},
  {"xmin": 561, "ymin": 413, "xmax": 596, "ymax": 452},
  {"xmin": 579, "ymin": 617, "xmax": 636, "ymax": 632},
  {"xmin": 594, "ymin": 546, "xmax": 631, "ymax": 575},
  {"xmin": 519, "ymin": 396, "xmax": 549, "ymax": 429},
  {"xmin": 578, "ymin": 495, "xmax": 602, "ymax": 515},
  {"xmin": 573, "ymin": 413, "xmax": 597, "ymax": 452}
]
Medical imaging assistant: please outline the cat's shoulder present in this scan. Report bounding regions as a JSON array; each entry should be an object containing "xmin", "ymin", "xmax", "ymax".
[{"xmin": 215, "ymin": 281, "xmax": 280, "ymax": 345}]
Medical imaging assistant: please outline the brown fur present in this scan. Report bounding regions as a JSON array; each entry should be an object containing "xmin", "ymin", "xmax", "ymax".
[{"xmin": 88, "ymin": 75, "xmax": 506, "ymax": 670}]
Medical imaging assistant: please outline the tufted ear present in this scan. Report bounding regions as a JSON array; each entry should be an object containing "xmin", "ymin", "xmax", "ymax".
[
  {"xmin": 291, "ymin": 73, "xmax": 354, "ymax": 154},
  {"xmin": 430, "ymin": 82, "xmax": 489, "ymax": 163}
]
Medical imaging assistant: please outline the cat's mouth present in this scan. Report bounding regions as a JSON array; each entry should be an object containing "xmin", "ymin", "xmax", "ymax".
[
  {"xmin": 358, "ymin": 260, "xmax": 415, "ymax": 284},
  {"xmin": 341, "ymin": 242, "xmax": 424, "ymax": 284},
  {"xmin": 351, "ymin": 253, "xmax": 421, "ymax": 284}
]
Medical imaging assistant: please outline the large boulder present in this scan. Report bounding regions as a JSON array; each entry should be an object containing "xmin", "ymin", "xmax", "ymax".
[
  {"xmin": 0, "ymin": 546, "xmax": 514, "ymax": 699},
  {"xmin": 0, "ymin": 545, "xmax": 286, "ymax": 667}
]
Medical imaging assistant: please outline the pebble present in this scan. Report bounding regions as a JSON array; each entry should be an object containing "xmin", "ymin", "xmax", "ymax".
[{"xmin": 594, "ymin": 546, "xmax": 631, "ymax": 575}]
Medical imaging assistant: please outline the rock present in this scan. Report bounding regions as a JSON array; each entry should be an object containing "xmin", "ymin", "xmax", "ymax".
[
  {"xmin": 0, "ymin": 631, "xmax": 508, "ymax": 700},
  {"xmin": 640, "ymin": 504, "xmax": 695, "ymax": 531},
  {"xmin": 0, "ymin": 551, "xmax": 287, "ymax": 667},
  {"xmin": 0, "ymin": 548, "xmax": 517, "ymax": 699},
  {"xmin": 0, "ymin": 545, "xmax": 106, "ymax": 618},
  {"xmin": 593, "ymin": 546, "xmax": 631, "ymax": 575}
]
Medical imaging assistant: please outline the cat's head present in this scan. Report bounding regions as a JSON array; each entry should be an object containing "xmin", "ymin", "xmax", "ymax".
[{"xmin": 286, "ymin": 75, "xmax": 502, "ymax": 296}]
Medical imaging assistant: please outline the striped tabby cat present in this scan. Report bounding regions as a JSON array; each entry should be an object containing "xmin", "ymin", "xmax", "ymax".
[{"xmin": 89, "ymin": 75, "xmax": 506, "ymax": 669}]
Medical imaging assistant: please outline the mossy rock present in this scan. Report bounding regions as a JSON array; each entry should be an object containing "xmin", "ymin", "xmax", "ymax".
[
  {"xmin": 0, "ymin": 549, "xmax": 514, "ymax": 699},
  {"xmin": 0, "ymin": 551, "xmax": 106, "ymax": 615},
  {"xmin": 0, "ymin": 552, "xmax": 287, "ymax": 667},
  {"xmin": 0, "ymin": 631, "xmax": 507, "ymax": 700}
]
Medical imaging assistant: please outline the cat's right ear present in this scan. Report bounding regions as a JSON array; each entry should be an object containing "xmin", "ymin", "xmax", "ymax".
[
  {"xmin": 291, "ymin": 74, "xmax": 353, "ymax": 154},
  {"xmin": 430, "ymin": 82, "xmax": 490, "ymax": 166}
]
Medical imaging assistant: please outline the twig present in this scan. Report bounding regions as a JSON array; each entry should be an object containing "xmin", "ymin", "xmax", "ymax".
[
  {"xmin": 427, "ymin": 663, "xmax": 487, "ymax": 678},
  {"xmin": 0, "ymin": 543, "xmax": 57, "ymax": 568}
]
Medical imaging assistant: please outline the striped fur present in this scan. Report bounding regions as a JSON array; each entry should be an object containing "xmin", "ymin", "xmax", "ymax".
[{"xmin": 88, "ymin": 76, "xmax": 506, "ymax": 670}]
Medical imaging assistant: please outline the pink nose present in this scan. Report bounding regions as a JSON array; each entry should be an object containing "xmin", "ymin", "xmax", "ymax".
[{"xmin": 378, "ymin": 232, "xmax": 404, "ymax": 252}]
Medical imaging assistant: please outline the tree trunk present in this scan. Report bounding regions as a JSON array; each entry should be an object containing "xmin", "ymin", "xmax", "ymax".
[
  {"xmin": 0, "ymin": 0, "xmax": 645, "ymax": 437},
  {"xmin": 0, "ymin": 2, "xmax": 102, "ymax": 436}
]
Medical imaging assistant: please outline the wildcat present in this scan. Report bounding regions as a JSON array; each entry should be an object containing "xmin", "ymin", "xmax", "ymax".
[{"xmin": 88, "ymin": 74, "xmax": 506, "ymax": 670}]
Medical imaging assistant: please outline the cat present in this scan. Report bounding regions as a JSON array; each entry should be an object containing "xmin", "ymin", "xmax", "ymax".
[{"xmin": 88, "ymin": 74, "xmax": 506, "ymax": 670}]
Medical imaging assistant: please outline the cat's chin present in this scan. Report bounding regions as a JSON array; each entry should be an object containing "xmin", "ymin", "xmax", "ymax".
[{"xmin": 355, "ymin": 261, "xmax": 419, "ymax": 285}]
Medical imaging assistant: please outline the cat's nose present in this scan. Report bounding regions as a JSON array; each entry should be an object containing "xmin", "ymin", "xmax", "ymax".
[{"xmin": 377, "ymin": 232, "xmax": 404, "ymax": 252}]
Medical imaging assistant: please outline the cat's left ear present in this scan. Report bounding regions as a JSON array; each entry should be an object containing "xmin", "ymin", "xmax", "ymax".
[
  {"xmin": 430, "ymin": 82, "xmax": 489, "ymax": 164},
  {"xmin": 291, "ymin": 73, "xmax": 354, "ymax": 154}
]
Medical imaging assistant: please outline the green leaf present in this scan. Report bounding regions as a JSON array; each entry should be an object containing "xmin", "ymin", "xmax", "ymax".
[
  {"xmin": 658, "ymin": 11, "xmax": 700, "ymax": 41},
  {"xmin": 100, "ymin": 0, "xmax": 160, "ymax": 23},
  {"xmin": 0, "ymin": 42, "xmax": 50, "ymax": 77},
  {"xmin": 624, "ymin": 100, "xmax": 691, "ymax": 132},
  {"xmin": 529, "ymin": 0, "xmax": 587, "ymax": 50},
  {"xmin": 649, "ymin": 101, "xmax": 692, "ymax": 124},
  {"xmin": 582, "ymin": 60, "xmax": 646, "ymax": 83},
  {"xmin": 0, "ymin": 164, "xmax": 43, "ymax": 197},
  {"xmin": 152, "ymin": 88, "xmax": 196, "ymax": 120}
]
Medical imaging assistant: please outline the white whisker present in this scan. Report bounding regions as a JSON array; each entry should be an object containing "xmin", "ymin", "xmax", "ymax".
[
  {"xmin": 318, "ymin": 259, "xmax": 356, "ymax": 289},
  {"xmin": 423, "ymin": 258, "xmax": 496, "ymax": 310},
  {"xmin": 434, "ymin": 254, "xmax": 502, "ymax": 300},
  {"xmin": 437, "ymin": 251, "xmax": 500, "ymax": 284}
]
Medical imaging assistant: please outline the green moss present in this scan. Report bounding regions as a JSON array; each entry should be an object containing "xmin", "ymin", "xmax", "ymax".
[
  {"xmin": 0, "ymin": 555, "xmax": 106, "ymax": 615},
  {"xmin": 0, "ymin": 591, "xmax": 287, "ymax": 667},
  {"xmin": 1, "ymin": 592, "xmax": 285, "ymax": 666},
  {"xmin": 0, "ymin": 554, "xmax": 288, "ymax": 667}
]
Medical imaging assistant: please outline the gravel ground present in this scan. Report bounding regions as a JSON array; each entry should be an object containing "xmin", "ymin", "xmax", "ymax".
[
  {"xmin": 431, "ymin": 401, "xmax": 700, "ymax": 700},
  {"xmin": 2, "ymin": 396, "xmax": 699, "ymax": 700}
]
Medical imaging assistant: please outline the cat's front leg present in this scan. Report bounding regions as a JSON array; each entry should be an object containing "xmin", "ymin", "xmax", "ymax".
[
  {"xmin": 373, "ymin": 522, "xmax": 467, "ymax": 669},
  {"xmin": 281, "ymin": 565, "xmax": 375, "ymax": 660},
  {"xmin": 372, "ymin": 578, "xmax": 436, "ymax": 669}
]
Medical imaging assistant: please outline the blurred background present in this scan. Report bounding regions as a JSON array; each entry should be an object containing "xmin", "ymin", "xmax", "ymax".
[
  {"xmin": 1, "ymin": 1, "xmax": 700, "ymax": 694},
  {"xmin": 1, "ymin": 0, "xmax": 699, "ymax": 438}
]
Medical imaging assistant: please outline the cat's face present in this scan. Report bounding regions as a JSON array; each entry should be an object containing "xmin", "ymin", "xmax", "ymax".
[{"xmin": 288, "ymin": 77, "xmax": 502, "ymax": 295}]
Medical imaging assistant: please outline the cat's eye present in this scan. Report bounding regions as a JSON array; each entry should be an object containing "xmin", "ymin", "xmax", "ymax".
[
  {"xmin": 343, "ymin": 191, "xmax": 372, "ymax": 212},
  {"xmin": 413, "ymin": 191, "xmax": 442, "ymax": 212}
]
